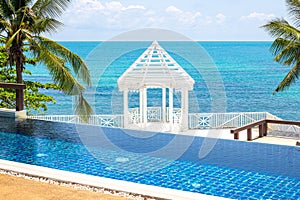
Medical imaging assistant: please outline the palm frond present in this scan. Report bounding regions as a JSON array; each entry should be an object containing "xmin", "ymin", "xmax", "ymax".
[
  {"xmin": 30, "ymin": 38, "xmax": 93, "ymax": 120},
  {"xmin": 0, "ymin": 0, "xmax": 13, "ymax": 18},
  {"xmin": 0, "ymin": 0, "xmax": 93, "ymax": 118},
  {"xmin": 0, "ymin": 17, "xmax": 11, "ymax": 32},
  {"xmin": 29, "ymin": 38, "xmax": 86, "ymax": 95},
  {"xmin": 35, "ymin": 36, "xmax": 91, "ymax": 86},
  {"xmin": 5, "ymin": 28, "xmax": 21, "ymax": 47},
  {"xmin": 74, "ymin": 93, "xmax": 94, "ymax": 123},
  {"xmin": 6, "ymin": 0, "xmax": 17, "ymax": 14},
  {"xmin": 274, "ymin": 61, "xmax": 300, "ymax": 93},
  {"xmin": 33, "ymin": 17, "xmax": 63, "ymax": 34},
  {"xmin": 32, "ymin": 0, "xmax": 72, "ymax": 18},
  {"xmin": 21, "ymin": 5, "xmax": 37, "ymax": 23},
  {"xmin": 270, "ymin": 38, "xmax": 291, "ymax": 56},
  {"xmin": 270, "ymin": 38, "xmax": 300, "ymax": 65},
  {"xmin": 286, "ymin": 0, "xmax": 300, "ymax": 27},
  {"xmin": 261, "ymin": 18, "xmax": 300, "ymax": 40}
]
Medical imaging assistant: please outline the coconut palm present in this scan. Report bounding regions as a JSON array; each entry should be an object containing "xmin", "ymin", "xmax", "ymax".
[
  {"xmin": 0, "ymin": 0, "xmax": 93, "ymax": 120},
  {"xmin": 262, "ymin": 0, "xmax": 300, "ymax": 93}
]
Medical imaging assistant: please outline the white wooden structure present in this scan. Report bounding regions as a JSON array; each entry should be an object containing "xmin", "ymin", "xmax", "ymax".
[
  {"xmin": 28, "ymin": 112, "xmax": 300, "ymax": 139},
  {"xmin": 117, "ymin": 41, "xmax": 195, "ymax": 131}
]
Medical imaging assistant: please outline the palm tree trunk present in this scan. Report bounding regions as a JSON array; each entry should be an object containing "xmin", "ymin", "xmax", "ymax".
[{"xmin": 15, "ymin": 48, "xmax": 24, "ymax": 111}]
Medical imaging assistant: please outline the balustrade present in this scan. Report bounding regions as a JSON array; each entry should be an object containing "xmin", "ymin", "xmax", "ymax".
[{"xmin": 27, "ymin": 108, "xmax": 300, "ymax": 138}]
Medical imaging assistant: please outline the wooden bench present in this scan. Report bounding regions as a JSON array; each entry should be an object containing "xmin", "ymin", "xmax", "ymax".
[{"xmin": 231, "ymin": 119, "xmax": 300, "ymax": 141}]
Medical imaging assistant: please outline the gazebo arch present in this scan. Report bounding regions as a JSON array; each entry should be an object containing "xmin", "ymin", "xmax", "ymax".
[{"xmin": 117, "ymin": 41, "xmax": 194, "ymax": 132}]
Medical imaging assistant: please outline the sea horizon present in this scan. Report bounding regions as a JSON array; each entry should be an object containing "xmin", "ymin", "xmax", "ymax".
[
  {"xmin": 25, "ymin": 41, "xmax": 300, "ymax": 121},
  {"xmin": 54, "ymin": 40, "xmax": 275, "ymax": 42}
]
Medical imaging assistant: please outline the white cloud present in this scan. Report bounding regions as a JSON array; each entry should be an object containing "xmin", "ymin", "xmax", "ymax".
[
  {"xmin": 64, "ymin": 0, "xmax": 147, "ymax": 29},
  {"xmin": 216, "ymin": 13, "xmax": 226, "ymax": 24},
  {"xmin": 240, "ymin": 12, "xmax": 275, "ymax": 21},
  {"xmin": 102, "ymin": 1, "xmax": 145, "ymax": 11},
  {"xmin": 124, "ymin": 5, "xmax": 146, "ymax": 10},
  {"xmin": 105, "ymin": 1, "xmax": 123, "ymax": 11},
  {"xmin": 165, "ymin": 5, "xmax": 201, "ymax": 25},
  {"xmin": 72, "ymin": 0, "xmax": 105, "ymax": 11},
  {"xmin": 61, "ymin": 1, "xmax": 229, "ymax": 39},
  {"xmin": 166, "ymin": 5, "xmax": 182, "ymax": 14}
]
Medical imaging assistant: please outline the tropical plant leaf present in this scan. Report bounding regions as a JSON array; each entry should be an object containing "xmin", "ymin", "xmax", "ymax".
[
  {"xmin": 10, "ymin": 0, "xmax": 31, "ymax": 11},
  {"xmin": 33, "ymin": 17, "xmax": 63, "ymax": 34},
  {"xmin": 6, "ymin": 28, "xmax": 22, "ymax": 47},
  {"xmin": 0, "ymin": 0, "xmax": 93, "ymax": 120},
  {"xmin": 286, "ymin": 0, "xmax": 300, "ymax": 27},
  {"xmin": 32, "ymin": 0, "xmax": 72, "ymax": 18},
  {"xmin": 0, "ymin": 0, "xmax": 14, "ymax": 17},
  {"xmin": 36, "ymin": 36, "xmax": 91, "ymax": 86},
  {"xmin": 271, "ymin": 38, "xmax": 300, "ymax": 66},
  {"xmin": 261, "ymin": 18, "xmax": 300, "ymax": 41},
  {"xmin": 30, "ymin": 38, "xmax": 85, "ymax": 95},
  {"xmin": 74, "ymin": 93, "xmax": 94, "ymax": 123},
  {"xmin": 274, "ymin": 62, "xmax": 300, "ymax": 93},
  {"xmin": 262, "ymin": 0, "xmax": 300, "ymax": 94}
]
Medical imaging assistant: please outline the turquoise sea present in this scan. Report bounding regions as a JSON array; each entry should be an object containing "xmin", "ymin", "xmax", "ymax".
[{"xmin": 25, "ymin": 41, "xmax": 300, "ymax": 120}]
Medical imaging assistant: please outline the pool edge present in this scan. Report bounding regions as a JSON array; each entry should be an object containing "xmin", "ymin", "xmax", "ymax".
[{"xmin": 0, "ymin": 159, "xmax": 229, "ymax": 200}]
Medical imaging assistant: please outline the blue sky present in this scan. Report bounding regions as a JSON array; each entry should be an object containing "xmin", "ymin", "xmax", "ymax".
[{"xmin": 50, "ymin": 0, "xmax": 288, "ymax": 41}]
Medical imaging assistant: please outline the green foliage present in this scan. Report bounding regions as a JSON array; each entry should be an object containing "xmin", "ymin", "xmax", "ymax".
[
  {"xmin": 262, "ymin": 0, "xmax": 300, "ymax": 93},
  {"xmin": 0, "ymin": 45, "xmax": 60, "ymax": 114},
  {"xmin": 0, "ymin": 0, "xmax": 93, "ymax": 120}
]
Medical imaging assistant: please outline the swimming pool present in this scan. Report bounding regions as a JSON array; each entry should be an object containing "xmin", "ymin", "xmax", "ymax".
[{"xmin": 0, "ymin": 117, "xmax": 299, "ymax": 199}]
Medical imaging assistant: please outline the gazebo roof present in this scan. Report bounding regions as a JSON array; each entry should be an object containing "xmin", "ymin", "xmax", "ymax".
[{"xmin": 118, "ymin": 41, "xmax": 195, "ymax": 91}]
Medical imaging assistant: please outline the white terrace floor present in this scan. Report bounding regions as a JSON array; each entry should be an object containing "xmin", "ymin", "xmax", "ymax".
[
  {"xmin": 184, "ymin": 128, "xmax": 299, "ymax": 146},
  {"xmin": 129, "ymin": 122, "xmax": 300, "ymax": 146}
]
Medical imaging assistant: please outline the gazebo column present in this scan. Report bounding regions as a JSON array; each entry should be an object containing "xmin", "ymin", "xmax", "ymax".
[
  {"xmin": 139, "ymin": 87, "xmax": 148, "ymax": 127},
  {"xmin": 139, "ymin": 88, "xmax": 143, "ymax": 124},
  {"xmin": 123, "ymin": 89, "xmax": 128, "ymax": 128},
  {"xmin": 162, "ymin": 88, "xmax": 166, "ymax": 122},
  {"xmin": 181, "ymin": 89, "xmax": 189, "ymax": 131},
  {"xmin": 169, "ymin": 88, "xmax": 173, "ymax": 131},
  {"xmin": 143, "ymin": 87, "xmax": 148, "ymax": 127}
]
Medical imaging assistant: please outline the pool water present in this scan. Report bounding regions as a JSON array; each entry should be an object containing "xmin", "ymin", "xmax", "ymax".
[{"xmin": 0, "ymin": 117, "xmax": 299, "ymax": 199}]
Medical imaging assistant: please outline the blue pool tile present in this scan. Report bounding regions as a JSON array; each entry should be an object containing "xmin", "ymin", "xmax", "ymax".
[{"xmin": 0, "ymin": 118, "xmax": 299, "ymax": 199}]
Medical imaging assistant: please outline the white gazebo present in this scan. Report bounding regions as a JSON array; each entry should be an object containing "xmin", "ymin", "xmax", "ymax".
[{"xmin": 118, "ymin": 41, "xmax": 194, "ymax": 132}]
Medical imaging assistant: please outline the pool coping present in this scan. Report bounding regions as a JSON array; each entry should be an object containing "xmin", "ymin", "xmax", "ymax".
[{"xmin": 0, "ymin": 159, "xmax": 229, "ymax": 200}]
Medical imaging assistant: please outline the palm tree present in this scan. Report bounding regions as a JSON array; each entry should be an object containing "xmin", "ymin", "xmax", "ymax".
[
  {"xmin": 0, "ymin": 0, "xmax": 93, "ymax": 120},
  {"xmin": 262, "ymin": 0, "xmax": 300, "ymax": 93}
]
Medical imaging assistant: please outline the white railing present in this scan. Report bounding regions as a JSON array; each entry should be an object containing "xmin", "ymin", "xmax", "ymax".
[
  {"xmin": 188, "ymin": 112, "xmax": 268, "ymax": 129},
  {"xmin": 128, "ymin": 108, "xmax": 140, "ymax": 124},
  {"xmin": 28, "ymin": 111, "xmax": 269, "ymax": 129},
  {"xmin": 128, "ymin": 107, "xmax": 181, "ymax": 124},
  {"xmin": 27, "ymin": 109, "xmax": 300, "ymax": 138},
  {"xmin": 128, "ymin": 107, "xmax": 162, "ymax": 124},
  {"xmin": 28, "ymin": 115, "xmax": 82, "ymax": 123},
  {"xmin": 147, "ymin": 107, "xmax": 161, "ymax": 122},
  {"xmin": 28, "ymin": 114, "xmax": 123, "ymax": 128},
  {"xmin": 265, "ymin": 113, "xmax": 300, "ymax": 138}
]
